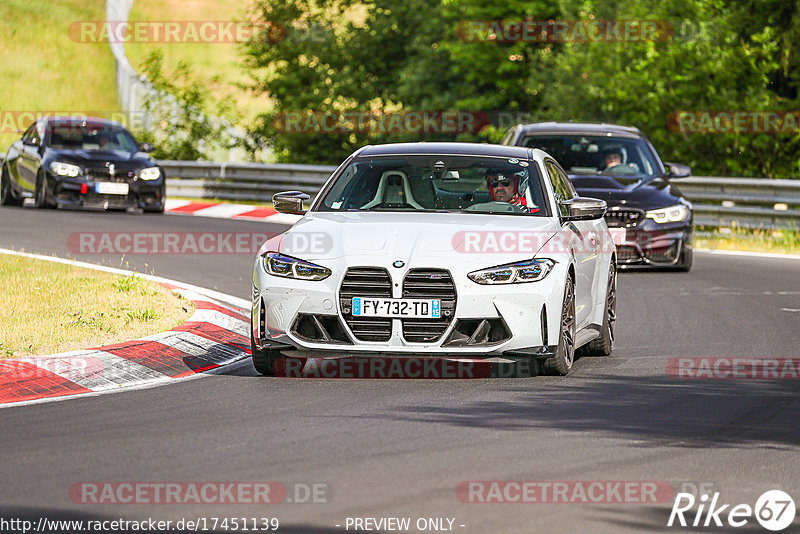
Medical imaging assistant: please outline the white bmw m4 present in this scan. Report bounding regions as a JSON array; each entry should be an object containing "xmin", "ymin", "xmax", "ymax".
[{"xmin": 251, "ymin": 143, "xmax": 617, "ymax": 376}]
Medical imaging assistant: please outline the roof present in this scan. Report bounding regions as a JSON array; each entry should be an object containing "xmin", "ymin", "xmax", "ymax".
[
  {"xmin": 513, "ymin": 122, "xmax": 643, "ymax": 139},
  {"xmin": 357, "ymin": 142, "xmax": 531, "ymax": 158},
  {"xmin": 43, "ymin": 116, "xmax": 126, "ymax": 130}
]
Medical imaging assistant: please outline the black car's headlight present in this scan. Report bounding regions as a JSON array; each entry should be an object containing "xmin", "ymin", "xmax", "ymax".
[
  {"xmin": 138, "ymin": 167, "xmax": 161, "ymax": 180},
  {"xmin": 50, "ymin": 162, "xmax": 82, "ymax": 177},
  {"xmin": 262, "ymin": 252, "xmax": 331, "ymax": 281},
  {"xmin": 468, "ymin": 258, "xmax": 556, "ymax": 285},
  {"xmin": 645, "ymin": 204, "xmax": 690, "ymax": 223}
]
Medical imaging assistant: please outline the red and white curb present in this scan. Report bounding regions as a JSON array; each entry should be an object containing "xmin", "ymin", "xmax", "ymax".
[
  {"xmin": 0, "ymin": 249, "xmax": 253, "ymax": 408},
  {"xmin": 164, "ymin": 199, "xmax": 301, "ymax": 225}
]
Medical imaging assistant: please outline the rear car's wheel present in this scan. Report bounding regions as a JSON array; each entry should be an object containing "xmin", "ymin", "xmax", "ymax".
[
  {"xmin": 34, "ymin": 170, "xmax": 56, "ymax": 209},
  {"xmin": 1, "ymin": 166, "xmax": 24, "ymax": 207},
  {"xmin": 675, "ymin": 243, "xmax": 693, "ymax": 272},
  {"xmin": 544, "ymin": 275, "xmax": 576, "ymax": 376},
  {"xmin": 250, "ymin": 330, "xmax": 276, "ymax": 376},
  {"xmin": 581, "ymin": 261, "xmax": 616, "ymax": 356}
]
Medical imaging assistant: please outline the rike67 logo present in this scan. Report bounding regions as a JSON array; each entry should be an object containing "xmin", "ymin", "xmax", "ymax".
[{"xmin": 668, "ymin": 490, "xmax": 796, "ymax": 531}]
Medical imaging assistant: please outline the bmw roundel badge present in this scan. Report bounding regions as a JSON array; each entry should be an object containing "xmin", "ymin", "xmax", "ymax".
[{"xmin": 393, "ymin": 261, "xmax": 405, "ymax": 268}]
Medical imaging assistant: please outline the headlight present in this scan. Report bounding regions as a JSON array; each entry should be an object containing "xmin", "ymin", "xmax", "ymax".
[
  {"xmin": 138, "ymin": 167, "xmax": 161, "ymax": 180},
  {"xmin": 468, "ymin": 258, "xmax": 556, "ymax": 285},
  {"xmin": 262, "ymin": 252, "xmax": 331, "ymax": 281},
  {"xmin": 646, "ymin": 204, "xmax": 690, "ymax": 223},
  {"xmin": 50, "ymin": 162, "xmax": 81, "ymax": 177}
]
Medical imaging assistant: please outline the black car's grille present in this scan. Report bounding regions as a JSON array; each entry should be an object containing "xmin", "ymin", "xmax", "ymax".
[
  {"xmin": 401, "ymin": 269, "xmax": 456, "ymax": 343},
  {"xmin": 605, "ymin": 209, "xmax": 644, "ymax": 228},
  {"xmin": 85, "ymin": 167, "xmax": 137, "ymax": 182},
  {"xmin": 339, "ymin": 267, "xmax": 393, "ymax": 342},
  {"xmin": 84, "ymin": 192, "xmax": 135, "ymax": 207}
]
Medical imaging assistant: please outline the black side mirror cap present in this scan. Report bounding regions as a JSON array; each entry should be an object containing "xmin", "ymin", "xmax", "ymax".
[
  {"xmin": 664, "ymin": 162, "xmax": 691, "ymax": 178},
  {"xmin": 561, "ymin": 196, "xmax": 607, "ymax": 222},
  {"xmin": 139, "ymin": 142, "xmax": 155, "ymax": 153},
  {"xmin": 273, "ymin": 191, "xmax": 310, "ymax": 215}
]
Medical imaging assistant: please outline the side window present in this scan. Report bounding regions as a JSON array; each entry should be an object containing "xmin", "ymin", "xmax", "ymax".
[
  {"xmin": 545, "ymin": 160, "xmax": 572, "ymax": 217},
  {"xmin": 554, "ymin": 163, "xmax": 577, "ymax": 199}
]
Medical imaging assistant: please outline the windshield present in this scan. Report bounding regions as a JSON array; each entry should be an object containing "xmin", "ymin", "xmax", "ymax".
[
  {"xmin": 316, "ymin": 155, "xmax": 549, "ymax": 216},
  {"xmin": 521, "ymin": 135, "xmax": 660, "ymax": 180},
  {"xmin": 47, "ymin": 125, "xmax": 139, "ymax": 153}
]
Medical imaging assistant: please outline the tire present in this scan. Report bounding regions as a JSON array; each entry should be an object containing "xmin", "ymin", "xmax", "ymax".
[
  {"xmin": 675, "ymin": 243, "xmax": 693, "ymax": 272},
  {"xmin": 544, "ymin": 275, "xmax": 576, "ymax": 376},
  {"xmin": 581, "ymin": 261, "xmax": 616, "ymax": 356},
  {"xmin": 251, "ymin": 329, "xmax": 276, "ymax": 376},
  {"xmin": 1, "ymin": 166, "xmax": 24, "ymax": 207},
  {"xmin": 144, "ymin": 203, "xmax": 165, "ymax": 214},
  {"xmin": 34, "ymin": 170, "xmax": 56, "ymax": 209}
]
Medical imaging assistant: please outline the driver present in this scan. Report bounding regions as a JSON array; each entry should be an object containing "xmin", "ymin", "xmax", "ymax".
[
  {"xmin": 601, "ymin": 149, "xmax": 624, "ymax": 170},
  {"xmin": 485, "ymin": 170, "xmax": 538, "ymax": 213}
]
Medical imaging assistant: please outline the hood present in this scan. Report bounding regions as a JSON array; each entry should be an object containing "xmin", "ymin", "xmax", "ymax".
[
  {"xmin": 46, "ymin": 148, "xmax": 155, "ymax": 168},
  {"xmin": 260, "ymin": 211, "xmax": 562, "ymax": 266},
  {"xmin": 569, "ymin": 174, "xmax": 683, "ymax": 211}
]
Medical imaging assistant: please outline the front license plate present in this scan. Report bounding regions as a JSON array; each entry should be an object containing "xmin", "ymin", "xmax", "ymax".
[
  {"xmin": 95, "ymin": 182, "xmax": 129, "ymax": 195},
  {"xmin": 352, "ymin": 297, "xmax": 441, "ymax": 318},
  {"xmin": 609, "ymin": 228, "xmax": 627, "ymax": 246}
]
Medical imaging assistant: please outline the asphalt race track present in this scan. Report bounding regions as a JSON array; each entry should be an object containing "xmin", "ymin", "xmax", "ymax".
[{"xmin": 1, "ymin": 205, "xmax": 799, "ymax": 533}]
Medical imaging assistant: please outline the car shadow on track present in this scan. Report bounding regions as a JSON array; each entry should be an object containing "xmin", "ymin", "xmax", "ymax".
[{"xmin": 382, "ymin": 374, "xmax": 800, "ymax": 449}]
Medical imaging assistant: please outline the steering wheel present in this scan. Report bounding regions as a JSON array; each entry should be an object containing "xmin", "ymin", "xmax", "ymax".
[
  {"xmin": 603, "ymin": 164, "xmax": 637, "ymax": 175},
  {"xmin": 464, "ymin": 201, "xmax": 524, "ymax": 213}
]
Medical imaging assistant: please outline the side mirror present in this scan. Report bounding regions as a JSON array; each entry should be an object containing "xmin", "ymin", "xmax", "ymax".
[
  {"xmin": 22, "ymin": 137, "xmax": 40, "ymax": 147},
  {"xmin": 664, "ymin": 162, "xmax": 691, "ymax": 178},
  {"xmin": 139, "ymin": 142, "xmax": 155, "ymax": 153},
  {"xmin": 561, "ymin": 197, "xmax": 607, "ymax": 221},
  {"xmin": 273, "ymin": 191, "xmax": 310, "ymax": 215}
]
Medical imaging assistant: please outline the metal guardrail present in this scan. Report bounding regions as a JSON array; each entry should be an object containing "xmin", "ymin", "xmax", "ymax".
[
  {"xmin": 162, "ymin": 161, "xmax": 800, "ymax": 229},
  {"xmin": 1, "ymin": 155, "xmax": 796, "ymax": 228},
  {"xmin": 162, "ymin": 161, "xmax": 336, "ymax": 202},
  {"xmin": 672, "ymin": 177, "xmax": 800, "ymax": 229}
]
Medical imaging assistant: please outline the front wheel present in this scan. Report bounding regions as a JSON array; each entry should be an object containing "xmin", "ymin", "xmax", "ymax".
[
  {"xmin": 675, "ymin": 244, "xmax": 693, "ymax": 272},
  {"xmin": 250, "ymin": 330, "xmax": 276, "ymax": 376},
  {"xmin": 581, "ymin": 261, "xmax": 616, "ymax": 356},
  {"xmin": 1, "ymin": 166, "xmax": 24, "ymax": 207},
  {"xmin": 34, "ymin": 170, "xmax": 56, "ymax": 209},
  {"xmin": 543, "ymin": 275, "xmax": 576, "ymax": 376}
]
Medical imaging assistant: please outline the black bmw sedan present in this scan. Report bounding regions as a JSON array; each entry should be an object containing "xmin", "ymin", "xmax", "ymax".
[
  {"xmin": 1, "ymin": 116, "xmax": 165, "ymax": 212},
  {"xmin": 503, "ymin": 122, "xmax": 693, "ymax": 271}
]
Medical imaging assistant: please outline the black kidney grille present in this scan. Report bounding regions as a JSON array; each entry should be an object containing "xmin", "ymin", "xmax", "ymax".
[
  {"xmin": 402, "ymin": 269, "xmax": 456, "ymax": 343},
  {"xmin": 604, "ymin": 209, "xmax": 643, "ymax": 228},
  {"xmin": 340, "ymin": 267, "xmax": 392, "ymax": 342}
]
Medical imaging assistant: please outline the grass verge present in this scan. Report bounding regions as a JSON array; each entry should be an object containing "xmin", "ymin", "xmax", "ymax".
[
  {"xmin": 0, "ymin": 0, "xmax": 120, "ymax": 153},
  {"xmin": 694, "ymin": 226, "xmax": 800, "ymax": 255},
  {"xmin": 0, "ymin": 254, "xmax": 193, "ymax": 358}
]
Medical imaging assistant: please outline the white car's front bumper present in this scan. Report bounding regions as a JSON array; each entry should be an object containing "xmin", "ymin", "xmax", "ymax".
[{"xmin": 252, "ymin": 255, "xmax": 568, "ymax": 357}]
